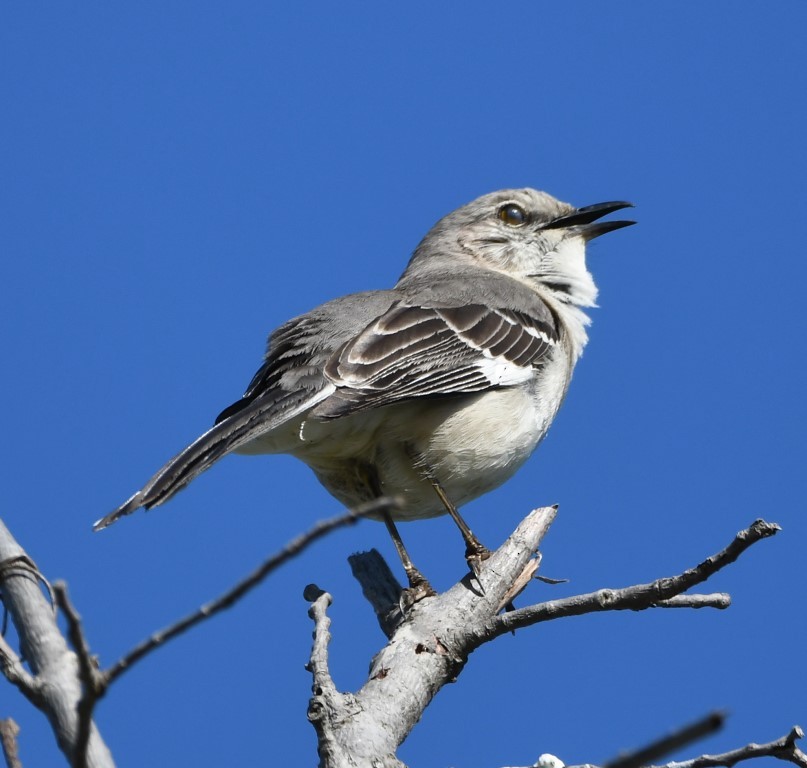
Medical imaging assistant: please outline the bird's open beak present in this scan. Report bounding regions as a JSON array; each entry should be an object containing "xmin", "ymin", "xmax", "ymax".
[{"xmin": 544, "ymin": 201, "xmax": 636, "ymax": 241}]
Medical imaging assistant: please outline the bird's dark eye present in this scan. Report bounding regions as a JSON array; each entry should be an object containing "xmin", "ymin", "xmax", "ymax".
[{"xmin": 497, "ymin": 203, "xmax": 528, "ymax": 227}]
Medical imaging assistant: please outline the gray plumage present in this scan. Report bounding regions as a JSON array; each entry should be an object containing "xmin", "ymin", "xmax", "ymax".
[{"xmin": 95, "ymin": 188, "xmax": 633, "ymax": 531}]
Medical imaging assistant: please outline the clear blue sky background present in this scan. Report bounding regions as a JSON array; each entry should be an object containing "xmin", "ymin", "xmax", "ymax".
[{"xmin": 1, "ymin": 4, "xmax": 805, "ymax": 766}]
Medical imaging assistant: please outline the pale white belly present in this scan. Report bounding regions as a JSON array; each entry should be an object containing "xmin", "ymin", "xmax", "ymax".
[{"xmin": 238, "ymin": 358, "xmax": 571, "ymax": 521}]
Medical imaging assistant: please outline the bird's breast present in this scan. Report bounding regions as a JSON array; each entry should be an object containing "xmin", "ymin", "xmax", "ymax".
[{"xmin": 239, "ymin": 352, "xmax": 572, "ymax": 522}]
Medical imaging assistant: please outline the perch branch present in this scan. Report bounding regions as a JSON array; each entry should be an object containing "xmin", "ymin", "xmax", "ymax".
[
  {"xmin": 334, "ymin": 513, "xmax": 784, "ymax": 768},
  {"xmin": 311, "ymin": 506, "xmax": 558, "ymax": 768}
]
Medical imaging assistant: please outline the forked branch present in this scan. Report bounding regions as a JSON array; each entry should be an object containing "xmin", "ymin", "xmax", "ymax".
[
  {"xmin": 308, "ymin": 515, "xmax": 782, "ymax": 768},
  {"xmin": 0, "ymin": 499, "xmax": 393, "ymax": 767}
]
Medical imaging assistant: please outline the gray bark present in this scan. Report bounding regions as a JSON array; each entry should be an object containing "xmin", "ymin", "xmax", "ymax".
[
  {"xmin": 0, "ymin": 518, "xmax": 114, "ymax": 768},
  {"xmin": 305, "ymin": 513, "xmax": 783, "ymax": 768},
  {"xmin": 307, "ymin": 506, "xmax": 557, "ymax": 767}
]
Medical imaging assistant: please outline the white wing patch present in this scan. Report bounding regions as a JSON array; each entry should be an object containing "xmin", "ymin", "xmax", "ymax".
[{"xmin": 476, "ymin": 355, "xmax": 535, "ymax": 386}]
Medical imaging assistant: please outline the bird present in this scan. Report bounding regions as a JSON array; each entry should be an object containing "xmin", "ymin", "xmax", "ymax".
[{"xmin": 95, "ymin": 188, "xmax": 634, "ymax": 593}]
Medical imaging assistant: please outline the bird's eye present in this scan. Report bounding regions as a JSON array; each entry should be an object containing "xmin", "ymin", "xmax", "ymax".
[{"xmin": 497, "ymin": 203, "xmax": 528, "ymax": 227}]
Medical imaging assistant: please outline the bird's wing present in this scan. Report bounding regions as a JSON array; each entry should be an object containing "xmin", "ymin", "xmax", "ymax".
[
  {"xmin": 315, "ymin": 297, "xmax": 561, "ymax": 419},
  {"xmin": 96, "ymin": 290, "xmax": 398, "ymax": 530}
]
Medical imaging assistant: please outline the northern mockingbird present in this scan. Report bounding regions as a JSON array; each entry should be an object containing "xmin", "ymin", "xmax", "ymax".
[{"xmin": 95, "ymin": 188, "xmax": 633, "ymax": 592}]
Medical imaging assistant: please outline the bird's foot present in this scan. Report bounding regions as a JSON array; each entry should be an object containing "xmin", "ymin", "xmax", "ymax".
[
  {"xmin": 399, "ymin": 567, "xmax": 437, "ymax": 612},
  {"xmin": 465, "ymin": 540, "xmax": 492, "ymax": 591}
]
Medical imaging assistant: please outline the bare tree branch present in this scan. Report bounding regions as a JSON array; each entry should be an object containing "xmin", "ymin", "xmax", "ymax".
[
  {"xmin": 1, "ymin": 500, "xmax": 396, "ymax": 767},
  {"xmin": 484, "ymin": 519, "xmax": 778, "ymax": 640},
  {"xmin": 104, "ymin": 498, "xmax": 395, "ymax": 687},
  {"xmin": 0, "ymin": 718, "xmax": 22, "ymax": 768},
  {"xmin": 506, "ymin": 724, "xmax": 807, "ymax": 768},
  {"xmin": 651, "ymin": 726, "xmax": 807, "ymax": 768},
  {"xmin": 603, "ymin": 710, "xmax": 727, "ymax": 768},
  {"xmin": 0, "ymin": 498, "xmax": 794, "ymax": 768},
  {"xmin": 308, "ymin": 506, "xmax": 558, "ymax": 767},
  {"xmin": 0, "ymin": 519, "xmax": 114, "ymax": 768},
  {"xmin": 313, "ymin": 512, "xmax": 781, "ymax": 767},
  {"xmin": 306, "ymin": 589, "xmax": 407, "ymax": 768},
  {"xmin": 53, "ymin": 583, "xmax": 108, "ymax": 768}
]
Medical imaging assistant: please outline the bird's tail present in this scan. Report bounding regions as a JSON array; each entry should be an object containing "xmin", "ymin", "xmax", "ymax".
[{"xmin": 94, "ymin": 391, "xmax": 316, "ymax": 531}]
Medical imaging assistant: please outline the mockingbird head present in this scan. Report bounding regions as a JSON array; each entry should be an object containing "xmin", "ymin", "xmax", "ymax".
[{"xmin": 401, "ymin": 188, "xmax": 634, "ymax": 309}]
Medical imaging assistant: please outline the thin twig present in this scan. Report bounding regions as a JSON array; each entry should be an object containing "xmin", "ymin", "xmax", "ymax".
[
  {"xmin": 488, "ymin": 519, "xmax": 779, "ymax": 639},
  {"xmin": 652, "ymin": 725, "xmax": 807, "ymax": 768},
  {"xmin": 604, "ymin": 710, "xmax": 727, "ymax": 768},
  {"xmin": 0, "ymin": 718, "xmax": 22, "ymax": 768},
  {"xmin": 104, "ymin": 498, "xmax": 395, "ymax": 686},
  {"xmin": 555, "ymin": 725, "xmax": 806, "ymax": 768}
]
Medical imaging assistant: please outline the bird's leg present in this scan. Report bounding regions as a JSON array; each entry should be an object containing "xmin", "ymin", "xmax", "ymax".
[
  {"xmin": 428, "ymin": 476, "xmax": 491, "ymax": 574},
  {"xmin": 360, "ymin": 461, "xmax": 435, "ymax": 601},
  {"xmin": 381, "ymin": 513, "xmax": 435, "ymax": 600},
  {"xmin": 402, "ymin": 443, "xmax": 491, "ymax": 576}
]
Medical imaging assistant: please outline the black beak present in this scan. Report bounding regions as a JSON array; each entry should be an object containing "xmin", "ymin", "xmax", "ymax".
[{"xmin": 543, "ymin": 201, "xmax": 636, "ymax": 241}]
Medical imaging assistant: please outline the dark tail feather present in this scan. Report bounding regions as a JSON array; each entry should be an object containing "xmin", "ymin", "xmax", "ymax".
[{"xmin": 94, "ymin": 392, "xmax": 311, "ymax": 531}]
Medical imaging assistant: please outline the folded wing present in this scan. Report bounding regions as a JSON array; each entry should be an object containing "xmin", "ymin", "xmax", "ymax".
[{"xmin": 316, "ymin": 301, "xmax": 560, "ymax": 418}]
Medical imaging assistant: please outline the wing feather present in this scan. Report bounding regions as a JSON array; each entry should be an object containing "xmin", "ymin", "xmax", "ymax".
[{"xmin": 317, "ymin": 301, "xmax": 560, "ymax": 418}]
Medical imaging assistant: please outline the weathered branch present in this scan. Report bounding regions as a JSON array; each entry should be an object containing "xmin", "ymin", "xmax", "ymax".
[
  {"xmin": 567, "ymin": 724, "xmax": 807, "ymax": 768},
  {"xmin": 0, "ymin": 500, "xmax": 392, "ymax": 766},
  {"xmin": 0, "ymin": 518, "xmax": 114, "ymax": 768},
  {"xmin": 484, "ymin": 519, "xmax": 778, "ymax": 641},
  {"xmin": 0, "ymin": 498, "xmax": 792, "ymax": 768},
  {"xmin": 307, "ymin": 505, "xmax": 558, "ymax": 767},
  {"xmin": 53, "ymin": 583, "xmax": 107, "ymax": 768},
  {"xmin": 308, "ymin": 513, "xmax": 780, "ymax": 767},
  {"xmin": 305, "ymin": 590, "xmax": 395, "ymax": 767},
  {"xmin": 653, "ymin": 725, "xmax": 807, "ymax": 768}
]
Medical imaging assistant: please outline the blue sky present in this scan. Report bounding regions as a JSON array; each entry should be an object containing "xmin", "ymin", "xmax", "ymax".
[{"xmin": 1, "ymin": 4, "xmax": 805, "ymax": 766}]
